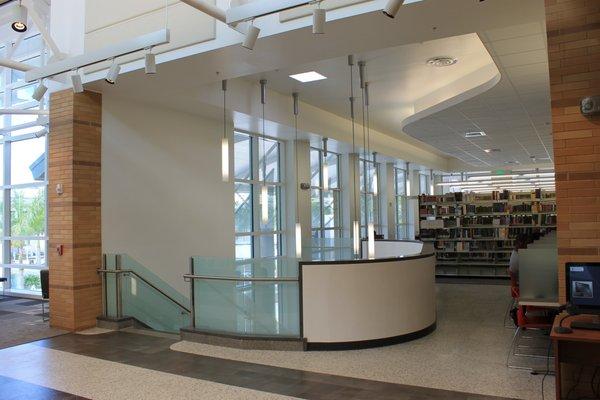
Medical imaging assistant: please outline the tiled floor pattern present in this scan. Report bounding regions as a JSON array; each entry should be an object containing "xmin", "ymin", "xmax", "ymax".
[
  {"xmin": 0, "ymin": 375, "xmax": 90, "ymax": 400},
  {"xmin": 0, "ymin": 283, "xmax": 554, "ymax": 399},
  {"xmin": 0, "ymin": 297, "xmax": 67, "ymax": 349}
]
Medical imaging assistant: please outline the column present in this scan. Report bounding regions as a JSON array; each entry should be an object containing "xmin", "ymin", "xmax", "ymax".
[{"xmin": 48, "ymin": 90, "xmax": 102, "ymax": 331}]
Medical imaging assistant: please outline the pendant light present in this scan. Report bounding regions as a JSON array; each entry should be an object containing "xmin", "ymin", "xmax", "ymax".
[
  {"xmin": 293, "ymin": 93, "xmax": 302, "ymax": 259},
  {"xmin": 322, "ymin": 137, "xmax": 329, "ymax": 191},
  {"xmin": 221, "ymin": 80, "xmax": 229, "ymax": 182},
  {"xmin": 260, "ymin": 79, "xmax": 269, "ymax": 224},
  {"xmin": 348, "ymin": 55, "xmax": 360, "ymax": 258},
  {"xmin": 429, "ymin": 169, "xmax": 434, "ymax": 195},
  {"xmin": 406, "ymin": 162, "xmax": 411, "ymax": 196},
  {"xmin": 360, "ymin": 62, "xmax": 375, "ymax": 259},
  {"xmin": 365, "ymin": 82, "xmax": 377, "ymax": 197},
  {"xmin": 372, "ymin": 152, "xmax": 378, "ymax": 197}
]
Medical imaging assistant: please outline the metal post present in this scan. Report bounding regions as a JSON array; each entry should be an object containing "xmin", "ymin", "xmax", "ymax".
[
  {"xmin": 189, "ymin": 257, "xmax": 195, "ymax": 329},
  {"xmin": 115, "ymin": 254, "xmax": 122, "ymax": 319},
  {"xmin": 101, "ymin": 254, "xmax": 107, "ymax": 317}
]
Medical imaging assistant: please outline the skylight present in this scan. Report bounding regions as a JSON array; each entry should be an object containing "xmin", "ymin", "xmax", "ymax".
[{"xmin": 289, "ymin": 71, "xmax": 327, "ymax": 83}]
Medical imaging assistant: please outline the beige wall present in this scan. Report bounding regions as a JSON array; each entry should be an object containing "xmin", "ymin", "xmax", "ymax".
[{"xmin": 101, "ymin": 95, "xmax": 234, "ymax": 295}]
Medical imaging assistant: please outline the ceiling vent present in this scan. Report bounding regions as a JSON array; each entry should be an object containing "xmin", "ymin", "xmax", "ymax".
[
  {"xmin": 427, "ymin": 57, "xmax": 458, "ymax": 67},
  {"xmin": 465, "ymin": 131, "xmax": 486, "ymax": 138}
]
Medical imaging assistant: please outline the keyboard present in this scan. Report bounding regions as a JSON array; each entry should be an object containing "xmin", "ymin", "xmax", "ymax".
[{"xmin": 571, "ymin": 321, "xmax": 600, "ymax": 331}]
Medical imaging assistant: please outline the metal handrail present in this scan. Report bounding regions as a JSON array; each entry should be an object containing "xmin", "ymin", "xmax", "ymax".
[
  {"xmin": 183, "ymin": 273, "xmax": 299, "ymax": 282},
  {"xmin": 98, "ymin": 268, "xmax": 191, "ymax": 313}
]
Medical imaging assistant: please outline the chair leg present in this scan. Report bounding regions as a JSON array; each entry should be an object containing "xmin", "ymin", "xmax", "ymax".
[
  {"xmin": 506, "ymin": 326, "xmax": 520, "ymax": 368},
  {"xmin": 504, "ymin": 297, "xmax": 516, "ymax": 328}
]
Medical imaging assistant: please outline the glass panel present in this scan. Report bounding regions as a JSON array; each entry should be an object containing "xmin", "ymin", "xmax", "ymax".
[
  {"xmin": 192, "ymin": 256, "xmax": 298, "ymax": 279},
  {"xmin": 12, "ymin": 34, "xmax": 43, "ymax": 61},
  {"xmin": 11, "ymin": 56, "xmax": 41, "ymax": 83},
  {"xmin": 396, "ymin": 169, "xmax": 406, "ymax": 196},
  {"xmin": 260, "ymin": 185, "xmax": 279, "ymax": 231},
  {"xmin": 234, "ymin": 132, "xmax": 251, "ymax": 180},
  {"xmin": 11, "ymin": 187, "xmax": 46, "ymax": 237},
  {"xmin": 11, "ymin": 239, "xmax": 45, "ymax": 265},
  {"xmin": 11, "ymin": 84, "xmax": 35, "ymax": 106},
  {"xmin": 310, "ymin": 149, "xmax": 320, "ymax": 187},
  {"xmin": 10, "ymin": 113, "xmax": 37, "ymax": 128},
  {"xmin": 259, "ymin": 233, "xmax": 281, "ymax": 258},
  {"xmin": 326, "ymin": 153, "xmax": 339, "ymax": 189},
  {"xmin": 234, "ymin": 183, "xmax": 252, "ymax": 233},
  {"xmin": 323, "ymin": 190, "xmax": 337, "ymax": 228},
  {"xmin": 9, "ymin": 267, "xmax": 41, "ymax": 292},
  {"xmin": 11, "ymin": 136, "xmax": 46, "ymax": 184},
  {"xmin": 235, "ymin": 235, "xmax": 253, "ymax": 260},
  {"xmin": 195, "ymin": 280, "xmax": 299, "ymax": 336},
  {"xmin": 311, "ymin": 188, "xmax": 321, "ymax": 229},
  {"xmin": 359, "ymin": 160, "xmax": 365, "ymax": 191},
  {"xmin": 258, "ymin": 137, "xmax": 279, "ymax": 182}
]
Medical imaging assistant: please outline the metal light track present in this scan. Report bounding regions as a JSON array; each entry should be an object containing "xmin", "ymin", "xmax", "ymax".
[
  {"xmin": 25, "ymin": 29, "xmax": 170, "ymax": 82},
  {"xmin": 226, "ymin": 0, "xmax": 311, "ymax": 24}
]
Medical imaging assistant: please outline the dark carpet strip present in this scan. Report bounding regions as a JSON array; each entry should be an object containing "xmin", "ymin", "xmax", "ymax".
[{"xmin": 0, "ymin": 375, "xmax": 90, "ymax": 400}]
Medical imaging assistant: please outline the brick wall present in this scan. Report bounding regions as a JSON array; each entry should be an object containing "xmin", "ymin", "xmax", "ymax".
[
  {"xmin": 48, "ymin": 90, "xmax": 102, "ymax": 331},
  {"xmin": 545, "ymin": 0, "xmax": 600, "ymax": 302}
]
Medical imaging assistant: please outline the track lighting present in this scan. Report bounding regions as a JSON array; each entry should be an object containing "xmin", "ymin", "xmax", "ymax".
[
  {"xmin": 11, "ymin": 2, "xmax": 28, "ymax": 33},
  {"xmin": 312, "ymin": 5, "xmax": 326, "ymax": 34},
  {"xmin": 145, "ymin": 50, "xmax": 156, "ymax": 74},
  {"xmin": 105, "ymin": 59, "xmax": 121, "ymax": 84},
  {"xmin": 32, "ymin": 81, "xmax": 48, "ymax": 102},
  {"xmin": 34, "ymin": 127, "xmax": 48, "ymax": 138},
  {"xmin": 383, "ymin": 0, "xmax": 405, "ymax": 18},
  {"xmin": 242, "ymin": 22, "xmax": 260, "ymax": 50},
  {"xmin": 70, "ymin": 70, "xmax": 84, "ymax": 93}
]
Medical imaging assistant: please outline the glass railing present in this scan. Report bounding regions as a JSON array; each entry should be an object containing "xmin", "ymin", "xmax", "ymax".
[
  {"xmin": 187, "ymin": 257, "xmax": 300, "ymax": 337},
  {"xmin": 100, "ymin": 254, "xmax": 191, "ymax": 334},
  {"xmin": 303, "ymin": 237, "xmax": 354, "ymax": 261}
]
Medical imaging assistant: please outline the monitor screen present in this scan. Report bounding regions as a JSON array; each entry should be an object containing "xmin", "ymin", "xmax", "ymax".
[{"xmin": 566, "ymin": 263, "xmax": 600, "ymax": 311}]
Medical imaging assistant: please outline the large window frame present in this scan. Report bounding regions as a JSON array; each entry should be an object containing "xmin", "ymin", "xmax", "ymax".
[
  {"xmin": 310, "ymin": 147, "xmax": 342, "ymax": 239},
  {"xmin": 394, "ymin": 167, "xmax": 409, "ymax": 239},
  {"xmin": 234, "ymin": 130, "xmax": 285, "ymax": 260},
  {"xmin": 359, "ymin": 158, "xmax": 381, "ymax": 237},
  {"xmin": 0, "ymin": 33, "xmax": 48, "ymax": 295}
]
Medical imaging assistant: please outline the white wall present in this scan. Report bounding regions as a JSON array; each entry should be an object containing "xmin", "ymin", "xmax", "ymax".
[{"xmin": 102, "ymin": 95, "xmax": 234, "ymax": 296}]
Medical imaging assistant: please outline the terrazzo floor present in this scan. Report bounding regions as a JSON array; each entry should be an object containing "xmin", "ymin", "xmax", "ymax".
[{"xmin": 0, "ymin": 283, "xmax": 554, "ymax": 400}]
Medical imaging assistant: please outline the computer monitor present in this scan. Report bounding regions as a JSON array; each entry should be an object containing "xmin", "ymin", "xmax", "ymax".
[{"xmin": 566, "ymin": 262, "xmax": 600, "ymax": 314}]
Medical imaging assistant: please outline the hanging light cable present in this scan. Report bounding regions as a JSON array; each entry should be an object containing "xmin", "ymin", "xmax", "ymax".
[
  {"xmin": 221, "ymin": 80, "xmax": 229, "ymax": 182},
  {"xmin": 322, "ymin": 137, "xmax": 329, "ymax": 191},
  {"xmin": 365, "ymin": 82, "xmax": 378, "ymax": 197},
  {"xmin": 360, "ymin": 62, "xmax": 375, "ymax": 259},
  {"xmin": 260, "ymin": 79, "xmax": 269, "ymax": 224},
  {"xmin": 293, "ymin": 92, "xmax": 302, "ymax": 259},
  {"xmin": 348, "ymin": 55, "xmax": 360, "ymax": 258}
]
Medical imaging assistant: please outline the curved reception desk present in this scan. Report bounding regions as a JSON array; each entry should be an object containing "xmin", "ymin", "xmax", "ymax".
[{"xmin": 183, "ymin": 240, "xmax": 436, "ymax": 351}]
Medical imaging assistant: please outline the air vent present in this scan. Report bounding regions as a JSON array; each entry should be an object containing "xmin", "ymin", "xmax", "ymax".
[
  {"xmin": 465, "ymin": 131, "xmax": 486, "ymax": 138},
  {"xmin": 427, "ymin": 57, "xmax": 458, "ymax": 67}
]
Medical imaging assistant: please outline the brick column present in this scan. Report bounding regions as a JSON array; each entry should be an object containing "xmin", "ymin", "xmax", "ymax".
[
  {"xmin": 48, "ymin": 90, "xmax": 102, "ymax": 331},
  {"xmin": 545, "ymin": 0, "xmax": 600, "ymax": 302}
]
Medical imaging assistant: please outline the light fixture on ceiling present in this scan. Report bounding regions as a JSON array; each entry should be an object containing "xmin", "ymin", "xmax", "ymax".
[
  {"xmin": 145, "ymin": 48, "xmax": 156, "ymax": 74},
  {"xmin": 11, "ymin": 1, "xmax": 28, "ymax": 33},
  {"xmin": 484, "ymin": 148, "xmax": 500, "ymax": 153},
  {"xmin": 465, "ymin": 131, "xmax": 486, "ymax": 138},
  {"xmin": 322, "ymin": 137, "xmax": 329, "ymax": 191},
  {"xmin": 105, "ymin": 59, "xmax": 121, "ymax": 84},
  {"xmin": 221, "ymin": 80, "xmax": 229, "ymax": 182},
  {"xmin": 242, "ymin": 21, "xmax": 260, "ymax": 50},
  {"xmin": 383, "ymin": 0, "xmax": 405, "ymax": 18},
  {"xmin": 348, "ymin": 55, "xmax": 360, "ymax": 258},
  {"xmin": 429, "ymin": 169, "xmax": 434, "ymax": 195},
  {"xmin": 289, "ymin": 71, "xmax": 327, "ymax": 83},
  {"xmin": 312, "ymin": 3, "xmax": 326, "ymax": 34},
  {"xmin": 70, "ymin": 70, "xmax": 84, "ymax": 93},
  {"xmin": 34, "ymin": 127, "xmax": 48, "ymax": 138},
  {"xmin": 260, "ymin": 79, "xmax": 269, "ymax": 224},
  {"xmin": 32, "ymin": 80, "xmax": 48, "ymax": 102},
  {"xmin": 293, "ymin": 92, "xmax": 302, "ymax": 259},
  {"xmin": 426, "ymin": 57, "xmax": 458, "ymax": 67}
]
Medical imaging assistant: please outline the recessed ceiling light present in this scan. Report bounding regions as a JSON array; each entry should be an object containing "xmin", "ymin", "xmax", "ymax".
[
  {"xmin": 465, "ymin": 131, "xmax": 486, "ymax": 138},
  {"xmin": 426, "ymin": 57, "xmax": 458, "ymax": 67},
  {"xmin": 484, "ymin": 148, "xmax": 500, "ymax": 153},
  {"xmin": 289, "ymin": 71, "xmax": 327, "ymax": 83}
]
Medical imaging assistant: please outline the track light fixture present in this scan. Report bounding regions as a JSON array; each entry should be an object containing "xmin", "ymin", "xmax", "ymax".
[
  {"xmin": 70, "ymin": 70, "xmax": 84, "ymax": 93},
  {"xmin": 242, "ymin": 22, "xmax": 260, "ymax": 50},
  {"xmin": 312, "ymin": 3, "xmax": 326, "ymax": 34},
  {"xmin": 105, "ymin": 59, "xmax": 121, "ymax": 84},
  {"xmin": 11, "ymin": 1, "xmax": 28, "ymax": 33},
  {"xmin": 383, "ymin": 0, "xmax": 405, "ymax": 18},
  {"xmin": 32, "ymin": 80, "xmax": 48, "ymax": 102},
  {"xmin": 145, "ymin": 48, "xmax": 156, "ymax": 74}
]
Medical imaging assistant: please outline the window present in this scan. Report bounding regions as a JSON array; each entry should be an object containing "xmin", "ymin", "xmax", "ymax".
[
  {"xmin": 395, "ymin": 167, "xmax": 409, "ymax": 239},
  {"xmin": 359, "ymin": 158, "xmax": 380, "ymax": 237},
  {"xmin": 234, "ymin": 131, "xmax": 284, "ymax": 259},
  {"xmin": 0, "ymin": 33, "xmax": 48, "ymax": 295},
  {"xmin": 310, "ymin": 148, "xmax": 342, "ymax": 239},
  {"xmin": 419, "ymin": 173, "xmax": 429, "ymax": 195}
]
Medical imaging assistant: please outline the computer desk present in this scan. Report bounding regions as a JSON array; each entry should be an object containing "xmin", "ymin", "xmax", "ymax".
[{"xmin": 551, "ymin": 313, "xmax": 600, "ymax": 399}]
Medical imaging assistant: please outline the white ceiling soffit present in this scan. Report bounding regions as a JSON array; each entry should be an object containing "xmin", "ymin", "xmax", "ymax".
[{"xmin": 404, "ymin": 18, "xmax": 552, "ymax": 169}]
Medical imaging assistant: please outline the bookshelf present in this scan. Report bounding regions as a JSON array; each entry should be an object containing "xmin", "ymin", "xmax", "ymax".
[{"xmin": 419, "ymin": 189, "xmax": 556, "ymax": 278}]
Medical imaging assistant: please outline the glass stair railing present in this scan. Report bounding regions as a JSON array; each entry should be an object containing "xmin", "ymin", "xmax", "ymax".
[{"xmin": 100, "ymin": 254, "xmax": 190, "ymax": 334}]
